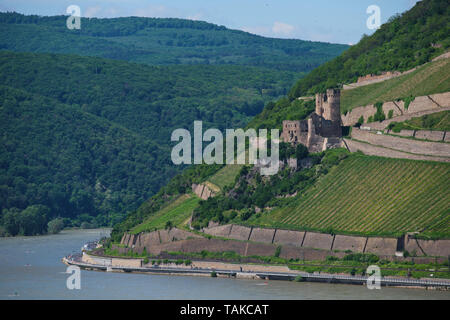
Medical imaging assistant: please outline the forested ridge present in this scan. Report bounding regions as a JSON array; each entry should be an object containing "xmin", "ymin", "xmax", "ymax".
[{"xmin": 0, "ymin": 12, "xmax": 348, "ymax": 72}]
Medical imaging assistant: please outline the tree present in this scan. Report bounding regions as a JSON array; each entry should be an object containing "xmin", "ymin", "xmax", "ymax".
[
  {"xmin": 17, "ymin": 205, "xmax": 49, "ymax": 236},
  {"xmin": 47, "ymin": 218, "xmax": 64, "ymax": 234},
  {"xmin": 295, "ymin": 144, "xmax": 309, "ymax": 160}
]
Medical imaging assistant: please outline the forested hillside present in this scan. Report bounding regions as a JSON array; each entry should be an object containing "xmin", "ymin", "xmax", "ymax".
[
  {"xmin": 0, "ymin": 12, "xmax": 348, "ymax": 72},
  {"xmin": 289, "ymin": 0, "xmax": 449, "ymax": 97},
  {"xmin": 0, "ymin": 51, "xmax": 301, "ymax": 138},
  {"xmin": 0, "ymin": 85, "xmax": 174, "ymax": 235},
  {"xmin": 0, "ymin": 50, "xmax": 306, "ymax": 235}
]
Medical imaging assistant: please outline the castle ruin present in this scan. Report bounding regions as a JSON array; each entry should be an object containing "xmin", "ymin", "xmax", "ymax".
[{"xmin": 282, "ymin": 89, "xmax": 342, "ymax": 152}]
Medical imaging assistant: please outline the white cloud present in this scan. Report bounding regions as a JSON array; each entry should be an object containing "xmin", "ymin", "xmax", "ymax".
[
  {"xmin": 134, "ymin": 5, "xmax": 173, "ymax": 18},
  {"xmin": 272, "ymin": 21, "xmax": 295, "ymax": 36},
  {"xmin": 241, "ymin": 25, "xmax": 271, "ymax": 36},
  {"xmin": 84, "ymin": 6, "xmax": 101, "ymax": 18},
  {"xmin": 186, "ymin": 13, "xmax": 203, "ymax": 21}
]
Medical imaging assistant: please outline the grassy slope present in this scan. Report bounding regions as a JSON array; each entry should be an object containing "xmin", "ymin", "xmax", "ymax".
[
  {"xmin": 131, "ymin": 194, "xmax": 200, "ymax": 234},
  {"xmin": 341, "ymin": 57, "xmax": 450, "ymax": 114},
  {"xmin": 249, "ymin": 154, "xmax": 450, "ymax": 238},
  {"xmin": 206, "ymin": 164, "xmax": 243, "ymax": 191},
  {"xmin": 390, "ymin": 110, "xmax": 450, "ymax": 131}
]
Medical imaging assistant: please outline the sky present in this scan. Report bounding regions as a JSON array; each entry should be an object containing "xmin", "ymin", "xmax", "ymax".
[{"xmin": 0, "ymin": 0, "xmax": 420, "ymax": 44}]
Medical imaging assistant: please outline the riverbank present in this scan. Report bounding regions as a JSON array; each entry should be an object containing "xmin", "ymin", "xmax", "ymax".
[{"xmin": 62, "ymin": 252, "xmax": 450, "ymax": 290}]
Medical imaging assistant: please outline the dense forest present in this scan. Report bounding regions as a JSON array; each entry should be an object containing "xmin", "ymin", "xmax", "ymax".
[
  {"xmin": 0, "ymin": 13, "xmax": 349, "ymax": 235},
  {"xmin": 0, "ymin": 12, "xmax": 348, "ymax": 72},
  {"xmin": 0, "ymin": 50, "xmax": 309, "ymax": 236},
  {"xmin": 0, "ymin": 85, "xmax": 175, "ymax": 235}
]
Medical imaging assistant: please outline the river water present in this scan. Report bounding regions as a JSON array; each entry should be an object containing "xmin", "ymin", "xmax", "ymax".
[{"xmin": 0, "ymin": 229, "xmax": 448, "ymax": 300}]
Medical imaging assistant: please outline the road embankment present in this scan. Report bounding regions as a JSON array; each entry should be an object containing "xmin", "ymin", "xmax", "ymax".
[{"xmin": 61, "ymin": 253, "xmax": 450, "ymax": 290}]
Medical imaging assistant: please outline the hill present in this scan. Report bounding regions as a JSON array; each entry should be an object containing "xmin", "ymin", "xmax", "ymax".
[
  {"xmin": 0, "ymin": 12, "xmax": 348, "ymax": 72},
  {"xmin": 340, "ymin": 56, "xmax": 450, "ymax": 114},
  {"xmin": 288, "ymin": 0, "xmax": 449, "ymax": 97},
  {"xmin": 111, "ymin": 0, "xmax": 450, "ymax": 242},
  {"xmin": 249, "ymin": 154, "xmax": 450, "ymax": 239},
  {"xmin": 0, "ymin": 50, "xmax": 307, "ymax": 235},
  {"xmin": 0, "ymin": 85, "xmax": 172, "ymax": 235}
]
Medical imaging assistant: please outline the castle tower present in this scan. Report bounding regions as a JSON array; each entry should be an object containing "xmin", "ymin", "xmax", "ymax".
[
  {"xmin": 315, "ymin": 89, "xmax": 340, "ymax": 122},
  {"xmin": 323, "ymin": 89, "xmax": 340, "ymax": 122},
  {"xmin": 315, "ymin": 93, "xmax": 324, "ymax": 117}
]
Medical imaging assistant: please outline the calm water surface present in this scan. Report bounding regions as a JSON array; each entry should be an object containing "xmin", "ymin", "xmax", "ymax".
[{"xmin": 0, "ymin": 229, "xmax": 449, "ymax": 300}]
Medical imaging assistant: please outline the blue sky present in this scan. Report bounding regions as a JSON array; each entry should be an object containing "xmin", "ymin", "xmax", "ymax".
[{"xmin": 0, "ymin": 0, "xmax": 420, "ymax": 44}]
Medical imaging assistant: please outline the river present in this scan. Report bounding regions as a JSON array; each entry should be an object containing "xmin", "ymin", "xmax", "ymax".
[{"xmin": 0, "ymin": 229, "xmax": 448, "ymax": 300}]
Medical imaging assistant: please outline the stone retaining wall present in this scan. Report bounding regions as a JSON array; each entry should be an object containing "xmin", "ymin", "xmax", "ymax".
[
  {"xmin": 389, "ymin": 129, "xmax": 415, "ymax": 137},
  {"xmin": 402, "ymin": 237, "xmax": 450, "ymax": 258},
  {"xmin": 82, "ymin": 252, "xmax": 112, "ymax": 266},
  {"xmin": 202, "ymin": 224, "xmax": 233, "ymax": 237},
  {"xmin": 341, "ymin": 92, "xmax": 450, "ymax": 127},
  {"xmin": 302, "ymin": 232, "xmax": 334, "ymax": 250},
  {"xmin": 121, "ymin": 225, "xmax": 450, "ymax": 258},
  {"xmin": 228, "ymin": 225, "xmax": 252, "ymax": 241},
  {"xmin": 332, "ymin": 235, "xmax": 366, "ymax": 253},
  {"xmin": 245, "ymin": 242, "xmax": 276, "ymax": 256},
  {"xmin": 351, "ymin": 128, "xmax": 450, "ymax": 158},
  {"xmin": 273, "ymin": 229, "xmax": 304, "ymax": 247},
  {"xmin": 416, "ymin": 239, "xmax": 450, "ymax": 257},
  {"xmin": 112, "ymin": 257, "xmax": 142, "ymax": 268},
  {"xmin": 121, "ymin": 228, "xmax": 201, "ymax": 249},
  {"xmin": 414, "ymin": 130, "xmax": 445, "ymax": 141},
  {"xmin": 387, "ymin": 129, "xmax": 448, "ymax": 142},
  {"xmin": 365, "ymin": 237, "xmax": 398, "ymax": 256},
  {"xmin": 343, "ymin": 138, "xmax": 450, "ymax": 162},
  {"xmin": 363, "ymin": 107, "xmax": 450, "ymax": 131},
  {"xmin": 249, "ymin": 228, "xmax": 276, "ymax": 244}
]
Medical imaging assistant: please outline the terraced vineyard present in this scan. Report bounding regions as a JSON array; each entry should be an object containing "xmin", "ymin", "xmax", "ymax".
[
  {"xmin": 131, "ymin": 194, "xmax": 200, "ymax": 234},
  {"xmin": 340, "ymin": 57, "xmax": 450, "ymax": 114},
  {"xmin": 253, "ymin": 154, "xmax": 450, "ymax": 238}
]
